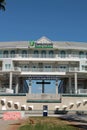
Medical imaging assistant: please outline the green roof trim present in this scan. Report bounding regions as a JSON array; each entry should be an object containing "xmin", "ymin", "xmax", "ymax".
[
  {"xmin": 62, "ymin": 94, "xmax": 87, "ymax": 97},
  {"xmin": 27, "ymin": 100, "xmax": 61, "ymax": 103},
  {"xmin": 0, "ymin": 93, "xmax": 26, "ymax": 96}
]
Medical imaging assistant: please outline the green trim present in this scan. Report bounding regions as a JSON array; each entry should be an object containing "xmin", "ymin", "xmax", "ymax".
[
  {"xmin": 27, "ymin": 100, "xmax": 61, "ymax": 103},
  {"xmin": 0, "ymin": 93, "xmax": 26, "ymax": 96},
  {"xmin": 35, "ymin": 45, "xmax": 53, "ymax": 48},
  {"xmin": 54, "ymin": 110, "xmax": 68, "ymax": 114},
  {"xmin": 62, "ymin": 94, "xmax": 87, "ymax": 97}
]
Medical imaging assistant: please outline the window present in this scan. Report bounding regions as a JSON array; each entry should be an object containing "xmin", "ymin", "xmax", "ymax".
[
  {"xmin": 22, "ymin": 65, "xmax": 28, "ymax": 71},
  {"xmin": 41, "ymin": 50, "xmax": 46, "ymax": 58},
  {"xmin": 60, "ymin": 51, "xmax": 66, "ymax": 58},
  {"xmin": 5, "ymin": 64, "xmax": 11, "ymax": 70},
  {"xmin": 10, "ymin": 50, "xmax": 15, "ymax": 58},
  {"xmin": 0, "ymin": 51, "xmax": 2, "ymax": 58},
  {"xmin": 49, "ymin": 50, "xmax": 54, "ymax": 58},
  {"xmin": 86, "ymin": 52, "xmax": 87, "ymax": 58},
  {"xmin": 32, "ymin": 66, "xmax": 37, "ymax": 71},
  {"xmin": 79, "ymin": 51, "xmax": 84, "ymax": 58},
  {"xmin": 34, "ymin": 50, "xmax": 39, "ymax": 57},
  {"xmin": 3, "ymin": 50, "xmax": 8, "ymax": 58},
  {"xmin": 82, "ymin": 65, "xmax": 87, "ymax": 71},
  {"xmin": 59, "ymin": 66, "xmax": 66, "ymax": 72},
  {"xmin": 44, "ymin": 65, "xmax": 51, "ymax": 72},
  {"xmin": 24, "ymin": 65, "xmax": 28, "ymax": 71},
  {"xmin": 22, "ymin": 50, "xmax": 27, "ymax": 57}
]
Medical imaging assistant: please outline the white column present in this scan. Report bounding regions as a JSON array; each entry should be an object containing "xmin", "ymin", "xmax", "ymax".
[
  {"xmin": 15, "ymin": 76, "xmax": 18, "ymax": 93},
  {"xmin": 69, "ymin": 77, "xmax": 72, "ymax": 93},
  {"xmin": 56, "ymin": 79, "xmax": 58, "ymax": 94},
  {"xmin": 9, "ymin": 72, "xmax": 12, "ymax": 90},
  {"xmin": 0, "ymin": 81, "xmax": 1, "ymax": 88},
  {"xmin": 75, "ymin": 72, "xmax": 77, "ymax": 94},
  {"xmin": 29, "ymin": 79, "xmax": 31, "ymax": 94}
]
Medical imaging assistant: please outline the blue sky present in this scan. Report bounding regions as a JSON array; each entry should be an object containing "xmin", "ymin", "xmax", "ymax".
[
  {"xmin": 32, "ymin": 80, "xmax": 56, "ymax": 94},
  {"xmin": 0, "ymin": 0, "xmax": 87, "ymax": 42}
]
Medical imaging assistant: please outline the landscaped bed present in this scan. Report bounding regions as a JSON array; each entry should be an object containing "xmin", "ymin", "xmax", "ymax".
[{"xmin": 18, "ymin": 117, "xmax": 79, "ymax": 130}]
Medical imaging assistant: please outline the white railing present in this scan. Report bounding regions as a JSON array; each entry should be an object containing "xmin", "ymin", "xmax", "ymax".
[
  {"xmin": 3, "ymin": 67, "xmax": 21, "ymax": 72},
  {"xmin": 14, "ymin": 67, "xmax": 21, "ymax": 71},
  {"xmin": 69, "ymin": 67, "xmax": 79, "ymax": 72},
  {"xmin": 1, "ymin": 67, "xmax": 81, "ymax": 73},
  {"xmin": 32, "ymin": 54, "xmax": 55, "ymax": 58},
  {"xmin": 21, "ymin": 67, "xmax": 79, "ymax": 72},
  {"xmin": 0, "ymin": 88, "xmax": 6, "ymax": 93},
  {"xmin": 1, "ymin": 54, "xmax": 87, "ymax": 59},
  {"xmin": 21, "ymin": 67, "xmax": 59, "ymax": 72},
  {"xmin": 78, "ymin": 89, "xmax": 87, "ymax": 94}
]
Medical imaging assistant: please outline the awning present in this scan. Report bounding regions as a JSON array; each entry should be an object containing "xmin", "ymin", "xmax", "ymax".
[
  {"xmin": 21, "ymin": 105, "xmax": 26, "ymax": 110},
  {"xmin": 1, "ymin": 98, "xmax": 6, "ymax": 105},
  {"xmin": 14, "ymin": 102, "xmax": 19, "ymax": 109},
  {"xmin": 62, "ymin": 105, "xmax": 67, "ymax": 109},
  {"xmin": 28, "ymin": 105, "xmax": 33, "ymax": 110},
  {"xmin": 7, "ymin": 101, "xmax": 13, "ymax": 107},
  {"xmin": 55, "ymin": 106, "xmax": 60, "ymax": 109},
  {"xmin": 83, "ymin": 99, "xmax": 87, "ymax": 103},
  {"xmin": 69, "ymin": 103, "xmax": 74, "ymax": 106},
  {"xmin": 76, "ymin": 101, "xmax": 81, "ymax": 105}
]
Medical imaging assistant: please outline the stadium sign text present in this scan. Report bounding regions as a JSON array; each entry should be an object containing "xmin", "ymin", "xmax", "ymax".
[{"xmin": 29, "ymin": 41, "xmax": 53, "ymax": 48}]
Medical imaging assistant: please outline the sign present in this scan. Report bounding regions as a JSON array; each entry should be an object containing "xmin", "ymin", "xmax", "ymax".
[
  {"xmin": 29, "ymin": 41, "xmax": 53, "ymax": 48},
  {"xmin": 3, "ymin": 112, "xmax": 21, "ymax": 120},
  {"xmin": 29, "ymin": 41, "xmax": 35, "ymax": 47},
  {"xmin": 27, "ymin": 75, "xmax": 59, "ymax": 80},
  {"xmin": 35, "ymin": 43, "xmax": 53, "ymax": 48}
]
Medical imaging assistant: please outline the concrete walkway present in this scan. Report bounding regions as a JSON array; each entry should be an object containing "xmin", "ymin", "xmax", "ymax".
[{"xmin": 0, "ymin": 119, "xmax": 21, "ymax": 130}]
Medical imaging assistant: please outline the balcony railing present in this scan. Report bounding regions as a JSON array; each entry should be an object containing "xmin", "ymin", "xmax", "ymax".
[
  {"xmin": 14, "ymin": 67, "xmax": 21, "ymax": 71},
  {"xmin": 0, "ymin": 54, "xmax": 87, "ymax": 59},
  {"xmin": 2, "ymin": 67, "xmax": 21, "ymax": 72},
  {"xmin": 0, "ymin": 87, "xmax": 6, "ymax": 93},
  {"xmin": 2, "ymin": 66, "xmax": 87, "ymax": 73},
  {"xmin": 78, "ymin": 89, "xmax": 87, "ymax": 94},
  {"xmin": 69, "ymin": 67, "xmax": 79, "ymax": 72},
  {"xmin": 21, "ymin": 67, "xmax": 80, "ymax": 72}
]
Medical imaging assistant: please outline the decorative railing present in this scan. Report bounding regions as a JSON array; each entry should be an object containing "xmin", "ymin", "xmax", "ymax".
[
  {"xmin": 1, "ymin": 67, "xmax": 84, "ymax": 72},
  {"xmin": 0, "ymin": 88, "xmax": 6, "ymax": 93},
  {"xmin": 2, "ymin": 67, "xmax": 21, "ymax": 72},
  {"xmin": 21, "ymin": 67, "xmax": 80, "ymax": 72},
  {"xmin": 0, "ymin": 54, "xmax": 87, "ymax": 59},
  {"xmin": 78, "ymin": 89, "xmax": 87, "ymax": 94},
  {"xmin": 68, "ymin": 67, "xmax": 79, "ymax": 72}
]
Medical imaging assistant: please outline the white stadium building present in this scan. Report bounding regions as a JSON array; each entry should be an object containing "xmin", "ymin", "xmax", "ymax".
[{"xmin": 0, "ymin": 36, "xmax": 87, "ymax": 114}]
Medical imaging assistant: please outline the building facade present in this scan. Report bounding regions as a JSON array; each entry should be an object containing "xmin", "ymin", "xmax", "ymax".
[{"xmin": 0, "ymin": 36, "xmax": 87, "ymax": 95}]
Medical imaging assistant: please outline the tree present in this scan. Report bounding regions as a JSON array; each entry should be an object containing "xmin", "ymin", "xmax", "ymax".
[{"xmin": 0, "ymin": 0, "xmax": 6, "ymax": 11}]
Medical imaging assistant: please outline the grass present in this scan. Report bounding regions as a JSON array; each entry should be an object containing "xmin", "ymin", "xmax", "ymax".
[
  {"xmin": 19, "ymin": 117, "xmax": 78, "ymax": 130},
  {"xmin": 19, "ymin": 124, "xmax": 76, "ymax": 130}
]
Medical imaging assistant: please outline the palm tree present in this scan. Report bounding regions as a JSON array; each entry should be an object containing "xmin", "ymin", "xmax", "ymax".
[{"xmin": 0, "ymin": 0, "xmax": 6, "ymax": 11}]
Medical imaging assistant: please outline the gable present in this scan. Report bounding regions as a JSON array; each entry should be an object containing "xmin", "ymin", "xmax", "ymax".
[{"xmin": 37, "ymin": 36, "xmax": 52, "ymax": 43}]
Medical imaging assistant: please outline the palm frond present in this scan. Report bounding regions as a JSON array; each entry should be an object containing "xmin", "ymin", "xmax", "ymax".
[
  {"xmin": 0, "ymin": 0, "xmax": 5, "ymax": 3},
  {"xmin": 0, "ymin": 3, "xmax": 5, "ymax": 11},
  {"xmin": 0, "ymin": 0, "xmax": 6, "ymax": 11}
]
